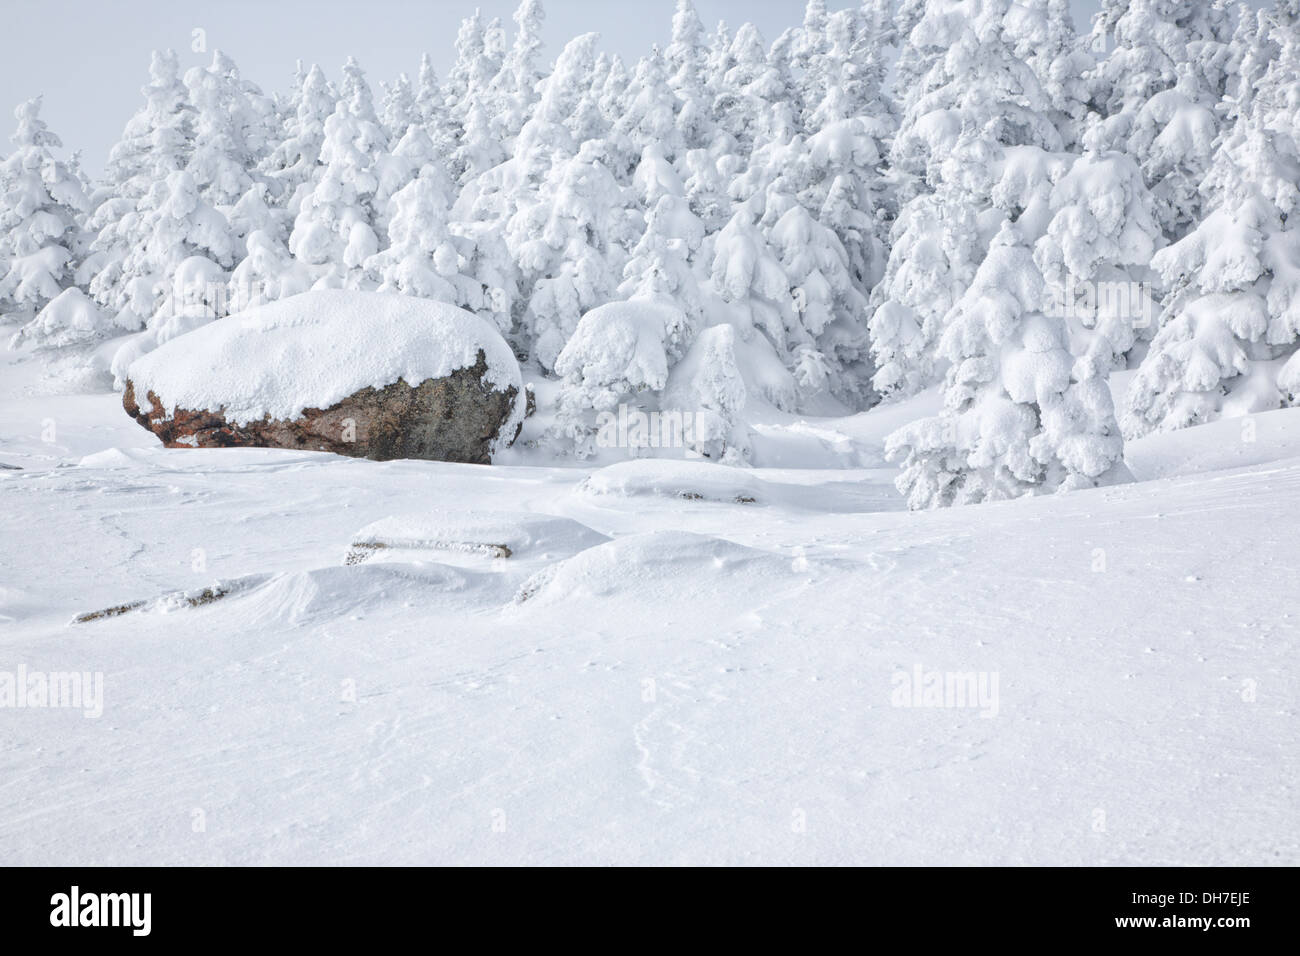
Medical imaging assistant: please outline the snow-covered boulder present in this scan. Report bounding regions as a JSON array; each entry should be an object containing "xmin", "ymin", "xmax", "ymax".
[{"xmin": 122, "ymin": 290, "xmax": 526, "ymax": 464}]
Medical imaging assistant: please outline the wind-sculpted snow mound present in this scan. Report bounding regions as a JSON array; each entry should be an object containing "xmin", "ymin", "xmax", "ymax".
[
  {"xmin": 123, "ymin": 290, "xmax": 526, "ymax": 463},
  {"xmin": 346, "ymin": 510, "xmax": 608, "ymax": 564},
  {"xmin": 75, "ymin": 564, "xmax": 506, "ymax": 630},
  {"xmin": 512, "ymin": 530, "xmax": 791, "ymax": 605},
  {"xmin": 577, "ymin": 458, "xmax": 764, "ymax": 504},
  {"xmin": 234, "ymin": 564, "xmax": 502, "ymax": 626}
]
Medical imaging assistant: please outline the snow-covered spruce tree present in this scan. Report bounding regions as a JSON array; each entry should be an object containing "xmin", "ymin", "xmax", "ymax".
[
  {"xmin": 552, "ymin": 296, "xmax": 678, "ymax": 458},
  {"xmin": 567, "ymin": 53, "xmax": 613, "ymax": 146},
  {"xmin": 446, "ymin": 13, "xmax": 507, "ymax": 184},
  {"xmin": 1007, "ymin": 0, "xmax": 1096, "ymax": 148},
  {"xmin": 184, "ymin": 51, "xmax": 271, "ymax": 210},
  {"xmin": 886, "ymin": 222, "xmax": 1128, "ymax": 508},
  {"xmin": 0, "ymin": 98, "xmax": 92, "ymax": 327},
  {"xmin": 665, "ymin": 0, "xmax": 714, "ymax": 152},
  {"xmin": 449, "ymin": 219, "xmax": 517, "ymax": 337},
  {"xmin": 663, "ymin": 323, "xmax": 751, "ymax": 462},
  {"xmin": 552, "ymin": 154, "xmax": 736, "ymax": 463},
  {"xmin": 598, "ymin": 54, "xmax": 631, "ymax": 127},
  {"xmin": 226, "ymin": 180, "xmax": 283, "ymax": 249},
  {"xmin": 483, "ymin": 32, "xmax": 609, "ymax": 365},
  {"xmin": 1125, "ymin": 6, "xmax": 1300, "ymax": 434},
  {"xmin": 511, "ymin": 138, "xmax": 635, "ymax": 371},
  {"xmin": 682, "ymin": 147, "xmax": 732, "ymax": 233},
  {"xmin": 891, "ymin": 0, "xmax": 936, "ymax": 97},
  {"xmin": 488, "ymin": 0, "xmax": 546, "ymax": 149},
  {"xmin": 261, "ymin": 63, "xmax": 336, "ymax": 211},
  {"xmin": 792, "ymin": 0, "xmax": 830, "ymax": 118},
  {"xmin": 700, "ymin": 206, "xmax": 802, "ymax": 412},
  {"xmin": 713, "ymin": 24, "xmax": 792, "ymax": 156},
  {"xmin": 445, "ymin": 10, "xmax": 487, "ymax": 121},
  {"xmin": 379, "ymin": 73, "xmax": 417, "ymax": 145},
  {"xmin": 374, "ymin": 124, "xmax": 440, "ymax": 237},
  {"xmin": 414, "ymin": 53, "xmax": 440, "ymax": 126},
  {"xmin": 98, "ymin": 52, "xmax": 192, "ymax": 210},
  {"xmin": 550, "ymin": 141, "xmax": 713, "ymax": 457},
  {"xmin": 414, "ymin": 53, "xmax": 457, "ymax": 162},
  {"xmin": 796, "ymin": 7, "xmax": 898, "ymax": 297},
  {"xmin": 870, "ymin": 0, "xmax": 1065, "ymax": 401},
  {"xmin": 104, "ymin": 169, "xmax": 236, "ymax": 379},
  {"xmin": 226, "ymin": 228, "xmax": 310, "ymax": 312},
  {"xmin": 287, "ymin": 58, "xmax": 387, "ymax": 289},
  {"xmin": 766, "ymin": 182, "xmax": 873, "ymax": 408},
  {"xmin": 611, "ymin": 47, "xmax": 685, "ymax": 173},
  {"xmin": 1032, "ymin": 122, "xmax": 1163, "ymax": 373},
  {"xmin": 1223, "ymin": 2, "xmax": 1282, "ymax": 127},
  {"xmin": 86, "ymin": 50, "xmax": 195, "ymax": 327},
  {"xmin": 624, "ymin": 143, "xmax": 707, "ymax": 350},
  {"xmin": 364, "ymin": 163, "xmax": 479, "ymax": 310},
  {"xmin": 705, "ymin": 21, "xmax": 736, "ymax": 107},
  {"xmin": 454, "ymin": 101, "xmax": 508, "ymax": 186},
  {"xmin": 891, "ymin": 0, "xmax": 1063, "ymax": 186},
  {"xmin": 1087, "ymin": 0, "xmax": 1237, "ymax": 240}
]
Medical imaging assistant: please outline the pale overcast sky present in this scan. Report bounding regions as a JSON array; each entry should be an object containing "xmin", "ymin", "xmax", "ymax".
[{"xmin": 4, "ymin": 0, "xmax": 1108, "ymax": 176}]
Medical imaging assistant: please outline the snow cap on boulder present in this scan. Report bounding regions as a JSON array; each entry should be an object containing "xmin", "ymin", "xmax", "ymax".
[{"xmin": 124, "ymin": 289, "xmax": 526, "ymax": 463}]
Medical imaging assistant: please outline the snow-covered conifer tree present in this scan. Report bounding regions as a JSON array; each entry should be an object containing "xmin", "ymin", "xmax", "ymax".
[
  {"xmin": 87, "ymin": 50, "xmax": 194, "ymax": 324},
  {"xmin": 510, "ymin": 138, "xmax": 634, "ymax": 370},
  {"xmin": 1126, "ymin": 6, "xmax": 1300, "ymax": 433},
  {"xmin": 1033, "ymin": 124, "xmax": 1163, "ymax": 372},
  {"xmin": 261, "ymin": 63, "xmax": 336, "ymax": 210},
  {"xmin": 682, "ymin": 148, "xmax": 732, "ymax": 232},
  {"xmin": 871, "ymin": 0, "xmax": 1065, "ymax": 400},
  {"xmin": 104, "ymin": 169, "xmax": 236, "ymax": 376},
  {"xmin": 700, "ymin": 207, "xmax": 802, "ymax": 411},
  {"xmin": 713, "ymin": 24, "xmax": 793, "ymax": 156},
  {"xmin": 287, "ymin": 59, "xmax": 387, "ymax": 288},
  {"xmin": 0, "ymin": 98, "xmax": 91, "ymax": 324},
  {"xmin": 1006, "ymin": 0, "xmax": 1095, "ymax": 148},
  {"xmin": 184, "ymin": 51, "xmax": 268, "ymax": 209},
  {"xmin": 663, "ymin": 323, "xmax": 751, "ymax": 461},
  {"xmin": 767, "ymin": 186, "xmax": 873, "ymax": 407},
  {"xmin": 886, "ymin": 223, "xmax": 1127, "ymax": 508},
  {"xmin": 366, "ymin": 165, "xmax": 479, "ymax": 309},
  {"xmin": 1088, "ymin": 0, "xmax": 1237, "ymax": 239},
  {"xmin": 489, "ymin": 0, "xmax": 546, "ymax": 148},
  {"xmin": 414, "ymin": 53, "xmax": 456, "ymax": 161},
  {"xmin": 612, "ymin": 48, "xmax": 685, "ymax": 172},
  {"xmin": 380, "ymin": 73, "xmax": 417, "ymax": 145},
  {"xmin": 665, "ymin": 0, "xmax": 714, "ymax": 151}
]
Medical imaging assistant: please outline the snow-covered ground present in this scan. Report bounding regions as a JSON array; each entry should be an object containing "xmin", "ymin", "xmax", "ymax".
[{"xmin": 1, "ymin": 347, "xmax": 1295, "ymax": 865}]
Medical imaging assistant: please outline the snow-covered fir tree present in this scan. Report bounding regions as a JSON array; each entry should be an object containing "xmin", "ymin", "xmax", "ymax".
[
  {"xmin": 870, "ymin": 0, "xmax": 1066, "ymax": 401},
  {"xmin": 1126, "ymin": 2, "xmax": 1300, "ymax": 434},
  {"xmin": 0, "ymin": 98, "xmax": 92, "ymax": 326},
  {"xmin": 86, "ymin": 50, "xmax": 194, "ymax": 327},
  {"xmin": 366, "ymin": 164, "xmax": 479, "ymax": 310},
  {"xmin": 104, "ymin": 169, "xmax": 236, "ymax": 379},
  {"xmin": 665, "ymin": 0, "xmax": 714, "ymax": 151},
  {"xmin": 287, "ymin": 58, "xmax": 387, "ymax": 289},
  {"xmin": 261, "ymin": 62, "xmax": 336, "ymax": 209},
  {"xmin": 886, "ymin": 222, "xmax": 1128, "ymax": 508},
  {"xmin": 1033, "ymin": 121, "xmax": 1163, "ymax": 373},
  {"xmin": 1088, "ymin": 0, "xmax": 1237, "ymax": 240},
  {"xmin": 184, "ymin": 51, "xmax": 269, "ymax": 209},
  {"xmin": 489, "ymin": 0, "xmax": 546, "ymax": 148}
]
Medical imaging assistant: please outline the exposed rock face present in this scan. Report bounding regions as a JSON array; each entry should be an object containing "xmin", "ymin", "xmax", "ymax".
[{"xmin": 124, "ymin": 352, "xmax": 521, "ymax": 465}]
